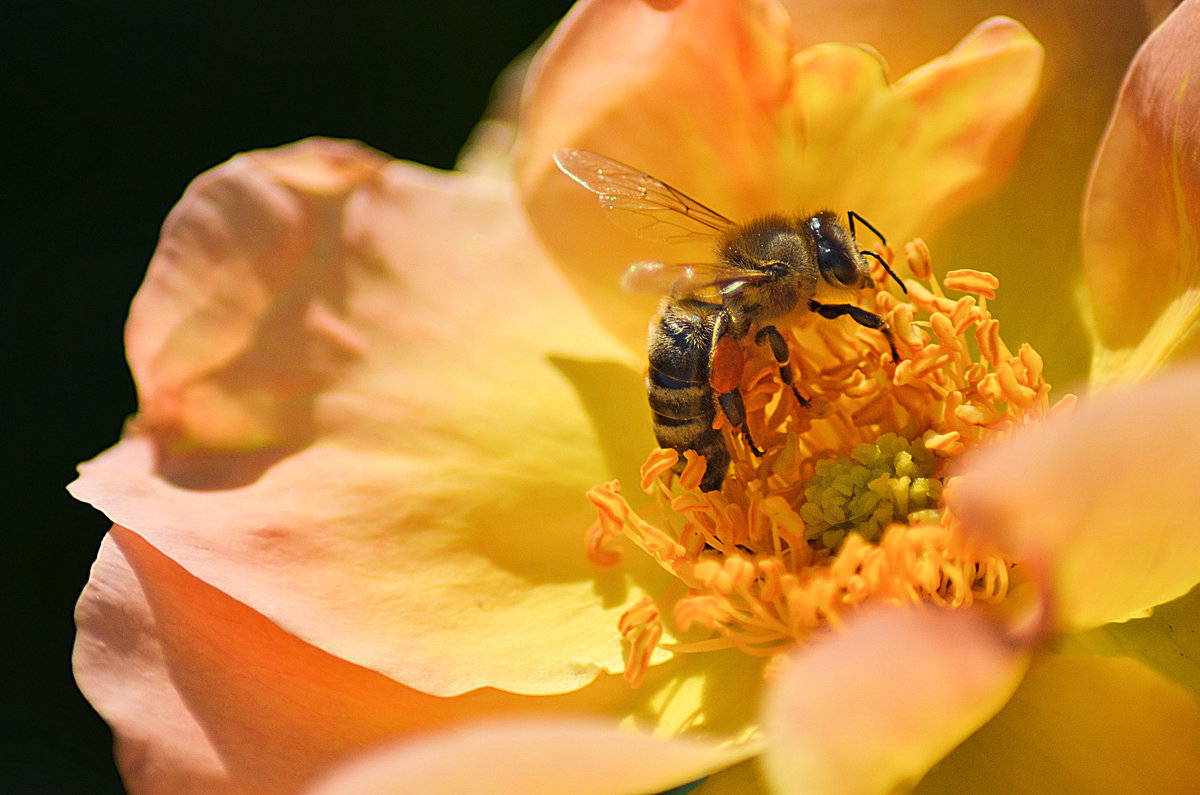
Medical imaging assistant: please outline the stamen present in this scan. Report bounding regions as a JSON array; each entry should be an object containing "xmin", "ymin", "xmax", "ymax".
[
  {"xmin": 618, "ymin": 597, "xmax": 663, "ymax": 687},
  {"xmin": 587, "ymin": 238, "xmax": 1069, "ymax": 675},
  {"xmin": 943, "ymin": 268, "xmax": 1000, "ymax": 300}
]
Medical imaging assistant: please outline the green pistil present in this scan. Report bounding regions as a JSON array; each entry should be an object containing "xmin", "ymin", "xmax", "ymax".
[{"xmin": 799, "ymin": 433, "xmax": 942, "ymax": 550}]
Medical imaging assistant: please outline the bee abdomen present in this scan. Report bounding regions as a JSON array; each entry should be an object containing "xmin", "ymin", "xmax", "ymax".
[{"xmin": 646, "ymin": 301, "xmax": 729, "ymax": 491}]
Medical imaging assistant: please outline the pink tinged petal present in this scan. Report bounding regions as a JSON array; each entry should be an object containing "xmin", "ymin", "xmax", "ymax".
[
  {"xmin": 126, "ymin": 138, "xmax": 384, "ymax": 452},
  {"xmin": 760, "ymin": 606, "xmax": 1029, "ymax": 795},
  {"xmin": 71, "ymin": 140, "xmax": 667, "ymax": 698},
  {"xmin": 76, "ymin": 527, "xmax": 731, "ymax": 793},
  {"xmin": 520, "ymin": 2, "xmax": 1042, "ymax": 353},
  {"xmin": 302, "ymin": 718, "xmax": 745, "ymax": 795},
  {"xmin": 917, "ymin": 652, "xmax": 1200, "ymax": 793},
  {"xmin": 73, "ymin": 526, "xmax": 460, "ymax": 795},
  {"xmin": 950, "ymin": 363, "xmax": 1200, "ymax": 630},
  {"xmin": 1083, "ymin": 0, "xmax": 1200, "ymax": 387}
]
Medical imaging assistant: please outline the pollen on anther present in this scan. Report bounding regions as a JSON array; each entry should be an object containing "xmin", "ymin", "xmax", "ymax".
[{"xmin": 944, "ymin": 268, "xmax": 1000, "ymax": 299}]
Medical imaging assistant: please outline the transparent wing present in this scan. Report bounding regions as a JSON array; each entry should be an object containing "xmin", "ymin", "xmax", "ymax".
[
  {"xmin": 553, "ymin": 149, "xmax": 735, "ymax": 243},
  {"xmin": 621, "ymin": 261, "xmax": 770, "ymax": 297}
]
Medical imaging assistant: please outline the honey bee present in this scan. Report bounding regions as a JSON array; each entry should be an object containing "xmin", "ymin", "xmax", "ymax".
[{"xmin": 554, "ymin": 149, "xmax": 906, "ymax": 491}]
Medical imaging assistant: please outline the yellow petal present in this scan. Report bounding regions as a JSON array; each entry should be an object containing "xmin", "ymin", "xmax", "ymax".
[
  {"xmin": 871, "ymin": 17, "xmax": 1045, "ymax": 240},
  {"xmin": 302, "ymin": 718, "xmax": 745, "ymax": 795},
  {"xmin": 950, "ymin": 363, "xmax": 1200, "ymax": 629},
  {"xmin": 696, "ymin": 759, "xmax": 769, "ymax": 794},
  {"xmin": 917, "ymin": 651, "xmax": 1200, "ymax": 793},
  {"xmin": 1083, "ymin": 0, "xmax": 1200, "ymax": 387},
  {"xmin": 1057, "ymin": 584, "xmax": 1200, "ymax": 703},
  {"xmin": 71, "ymin": 140, "xmax": 667, "ymax": 697},
  {"xmin": 760, "ymin": 606, "xmax": 1029, "ymax": 795},
  {"xmin": 873, "ymin": 2, "xmax": 1160, "ymax": 389},
  {"xmin": 519, "ymin": 2, "xmax": 1042, "ymax": 353}
]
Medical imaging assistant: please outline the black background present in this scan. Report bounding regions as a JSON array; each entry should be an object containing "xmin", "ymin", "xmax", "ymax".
[{"xmin": 3, "ymin": 2, "xmax": 570, "ymax": 791}]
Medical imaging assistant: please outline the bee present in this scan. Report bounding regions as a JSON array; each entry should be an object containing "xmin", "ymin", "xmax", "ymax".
[{"xmin": 554, "ymin": 149, "xmax": 906, "ymax": 491}]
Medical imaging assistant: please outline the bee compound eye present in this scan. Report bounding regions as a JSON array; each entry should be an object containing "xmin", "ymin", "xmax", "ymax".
[{"xmin": 817, "ymin": 240, "xmax": 861, "ymax": 287}]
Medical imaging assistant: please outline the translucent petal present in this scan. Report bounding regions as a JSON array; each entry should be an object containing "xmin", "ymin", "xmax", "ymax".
[{"xmin": 1083, "ymin": 0, "xmax": 1200, "ymax": 387}]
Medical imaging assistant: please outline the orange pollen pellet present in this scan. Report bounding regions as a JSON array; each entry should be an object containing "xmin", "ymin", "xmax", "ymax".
[
  {"xmin": 710, "ymin": 334, "xmax": 745, "ymax": 393},
  {"xmin": 585, "ymin": 239, "xmax": 1068, "ymax": 678}
]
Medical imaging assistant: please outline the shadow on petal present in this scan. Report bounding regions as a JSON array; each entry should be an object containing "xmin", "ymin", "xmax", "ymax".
[{"xmin": 548, "ymin": 355, "xmax": 655, "ymax": 491}]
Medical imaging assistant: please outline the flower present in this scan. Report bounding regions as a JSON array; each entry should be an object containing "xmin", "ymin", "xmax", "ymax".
[{"xmin": 70, "ymin": 1, "xmax": 1200, "ymax": 794}]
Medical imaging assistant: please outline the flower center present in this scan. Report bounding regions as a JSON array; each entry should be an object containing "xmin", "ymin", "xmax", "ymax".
[
  {"xmin": 586, "ymin": 239, "xmax": 1070, "ymax": 685},
  {"xmin": 799, "ymin": 432, "xmax": 942, "ymax": 551}
]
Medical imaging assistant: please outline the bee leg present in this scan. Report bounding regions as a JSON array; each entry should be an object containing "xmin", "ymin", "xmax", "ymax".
[
  {"xmin": 710, "ymin": 312, "xmax": 763, "ymax": 457},
  {"xmin": 717, "ymin": 390, "xmax": 763, "ymax": 456},
  {"xmin": 754, "ymin": 325, "xmax": 810, "ymax": 407},
  {"xmin": 808, "ymin": 300, "xmax": 900, "ymax": 361}
]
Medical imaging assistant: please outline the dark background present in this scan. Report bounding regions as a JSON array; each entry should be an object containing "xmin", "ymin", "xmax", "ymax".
[{"xmin": 3, "ymin": 2, "xmax": 571, "ymax": 791}]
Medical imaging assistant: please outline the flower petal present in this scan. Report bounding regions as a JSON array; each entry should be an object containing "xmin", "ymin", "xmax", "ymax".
[
  {"xmin": 917, "ymin": 651, "xmax": 1200, "ymax": 793},
  {"xmin": 519, "ymin": 1, "xmax": 1042, "ymax": 352},
  {"xmin": 784, "ymin": 2, "xmax": 1162, "ymax": 388},
  {"xmin": 1057, "ymin": 584, "xmax": 1200, "ymax": 704},
  {"xmin": 1083, "ymin": 0, "xmax": 1200, "ymax": 387},
  {"xmin": 519, "ymin": 0, "xmax": 796, "ymax": 351},
  {"xmin": 885, "ymin": 17, "xmax": 1044, "ymax": 240},
  {"xmin": 302, "ymin": 718, "xmax": 746, "ymax": 795},
  {"xmin": 75, "ymin": 526, "xmax": 744, "ymax": 793},
  {"xmin": 694, "ymin": 759, "xmax": 768, "ymax": 794},
  {"xmin": 760, "ymin": 606, "xmax": 1029, "ymax": 795},
  {"xmin": 71, "ymin": 139, "xmax": 668, "ymax": 697},
  {"xmin": 950, "ymin": 363, "xmax": 1200, "ymax": 629}
]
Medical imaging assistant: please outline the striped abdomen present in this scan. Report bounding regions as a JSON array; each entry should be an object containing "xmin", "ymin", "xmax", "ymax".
[{"xmin": 646, "ymin": 299, "xmax": 729, "ymax": 491}]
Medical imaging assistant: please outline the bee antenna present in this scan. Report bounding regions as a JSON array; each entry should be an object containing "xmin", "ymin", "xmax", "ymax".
[{"xmin": 862, "ymin": 249, "xmax": 908, "ymax": 294}]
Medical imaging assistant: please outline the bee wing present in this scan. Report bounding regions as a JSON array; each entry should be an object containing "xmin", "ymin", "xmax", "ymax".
[
  {"xmin": 553, "ymin": 149, "xmax": 735, "ymax": 243},
  {"xmin": 621, "ymin": 261, "xmax": 770, "ymax": 297}
]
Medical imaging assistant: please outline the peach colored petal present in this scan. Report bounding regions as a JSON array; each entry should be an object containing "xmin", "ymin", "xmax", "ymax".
[
  {"xmin": 760, "ymin": 606, "xmax": 1029, "ymax": 795},
  {"xmin": 75, "ymin": 526, "xmax": 752, "ymax": 793},
  {"xmin": 519, "ymin": 1, "xmax": 1042, "ymax": 353},
  {"xmin": 1083, "ymin": 0, "xmax": 1200, "ymax": 387},
  {"xmin": 302, "ymin": 718, "xmax": 746, "ymax": 795},
  {"xmin": 456, "ymin": 45, "xmax": 536, "ymax": 178},
  {"xmin": 125, "ymin": 138, "xmax": 386, "ymax": 451},
  {"xmin": 917, "ymin": 652, "xmax": 1200, "ymax": 793},
  {"xmin": 71, "ymin": 139, "xmax": 672, "ymax": 698},
  {"xmin": 519, "ymin": 0, "xmax": 796, "ymax": 351},
  {"xmin": 950, "ymin": 363, "xmax": 1200, "ymax": 630}
]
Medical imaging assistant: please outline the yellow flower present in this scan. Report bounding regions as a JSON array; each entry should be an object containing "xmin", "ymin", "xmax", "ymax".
[{"xmin": 69, "ymin": 0, "xmax": 1200, "ymax": 793}]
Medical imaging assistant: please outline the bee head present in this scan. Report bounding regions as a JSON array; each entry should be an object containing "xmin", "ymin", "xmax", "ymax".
[{"xmin": 809, "ymin": 213, "xmax": 868, "ymax": 289}]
